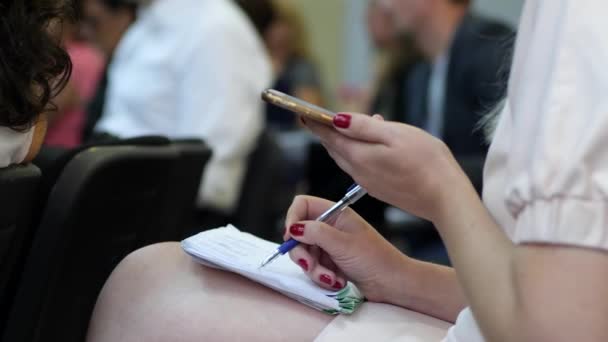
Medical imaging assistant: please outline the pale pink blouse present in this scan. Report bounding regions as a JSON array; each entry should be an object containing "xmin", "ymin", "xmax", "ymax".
[{"xmin": 448, "ymin": 0, "xmax": 608, "ymax": 340}]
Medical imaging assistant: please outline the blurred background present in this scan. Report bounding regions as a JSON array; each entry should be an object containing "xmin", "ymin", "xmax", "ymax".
[
  {"xmin": 289, "ymin": 0, "xmax": 523, "ymax": 107},
  {"xmin": 36, "ymin": 0, "xmax": 525, "ymax": 264}
]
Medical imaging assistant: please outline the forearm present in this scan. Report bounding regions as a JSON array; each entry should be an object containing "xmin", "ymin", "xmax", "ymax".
[
  {"xmin": 432, "ymin": 168, "xmax": 519, "ymax": 340},
  {"xmin": 387, "ymin": 258, "xmax": 467, "ymax": 323}
]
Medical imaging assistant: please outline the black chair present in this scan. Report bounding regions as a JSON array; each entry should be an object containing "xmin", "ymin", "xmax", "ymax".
[
  {"xmin": 231, "ymin": 131, "xmax": 288, "ymax": 241},
  {"xmin": 152, "ymin": 139, "xmax": 213, "ymax": 242},
  {"xmin": 0, "ymin": 164, "xmax": 41, "ymax": 333},
  {"xmin": 2, "ymin": 145, "xmax": 179, "ymax": 342},
  {"xmin": 31, "ymin": 136, "xmax": 172, "ymax": 236}
]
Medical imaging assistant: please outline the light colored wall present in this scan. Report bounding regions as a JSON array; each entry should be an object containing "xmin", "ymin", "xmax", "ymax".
[{"xmin": 290, "ymin": 0, "xmax": 346, "ymax": 105}]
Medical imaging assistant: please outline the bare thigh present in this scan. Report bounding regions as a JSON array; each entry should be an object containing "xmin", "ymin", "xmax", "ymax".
[{"xmin": 86, "ymin": 242, "xmax": 333, "ymax": 342}]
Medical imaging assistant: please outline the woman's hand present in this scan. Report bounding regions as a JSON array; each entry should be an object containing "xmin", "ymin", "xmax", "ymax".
[
  {"xmin": 284, "ymin": 195, "xmax": 410, "ymax": 304},
  {"xmin": 303, "ymin": 113, "xmax": 469, "ymax": 222}
]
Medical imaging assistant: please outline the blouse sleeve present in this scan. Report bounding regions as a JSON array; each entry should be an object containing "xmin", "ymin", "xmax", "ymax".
[{"xmin": 504, "ymin": 0, "xmax": 608, "ymax": 250}]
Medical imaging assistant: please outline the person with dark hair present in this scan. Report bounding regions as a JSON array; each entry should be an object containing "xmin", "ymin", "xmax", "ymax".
[
  {"xmin": 78, "ymin": 0, "xmax": 137, "ymax": 140},
  {"xmin": 0, "ymin": 0, "xmax": 72, "ymax": 166},
  {"xmin": 44, "ymin": 17, "xmax": 105, "ymax": 148},
  {"xmin": 79, "ymin": 0, "xmax": 137, "ymax": 58},
  {"xmin": 234, "ymin": 0, "xmax": 276, "ymax": 37}
]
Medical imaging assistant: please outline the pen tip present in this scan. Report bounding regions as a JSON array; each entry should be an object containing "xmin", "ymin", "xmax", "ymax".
[{"xmin": 259, "ymin": 251, "xmax": 280, "ymax": 269}]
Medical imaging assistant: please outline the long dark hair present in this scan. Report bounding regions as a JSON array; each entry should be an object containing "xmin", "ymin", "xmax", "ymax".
[{"xmin": 0, "ymin": 0, "xmax": 73, "ymax": 130}]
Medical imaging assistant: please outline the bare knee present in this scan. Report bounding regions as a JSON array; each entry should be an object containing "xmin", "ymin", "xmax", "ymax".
[
  {"xmin": 87, "ymin": 242, "xmax": 332, "ymax": 342},
  {"xmin": 87, "ymin": 242, "xmax": 189, "ymax": 341}
]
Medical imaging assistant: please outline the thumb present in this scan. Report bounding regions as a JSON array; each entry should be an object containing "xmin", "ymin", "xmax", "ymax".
[
  {"xmin": 288, "ymin": 221, "xmax": 349, "ymax": 256},
  {"xmin": 333, "ymin": 112, "xmax": 389, "ymax": 144}
]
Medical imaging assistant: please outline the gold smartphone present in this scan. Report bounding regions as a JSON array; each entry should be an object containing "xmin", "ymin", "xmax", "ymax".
[{"xmin": 261, "ymin": 89, "xmax": 335, "ymax": 126}]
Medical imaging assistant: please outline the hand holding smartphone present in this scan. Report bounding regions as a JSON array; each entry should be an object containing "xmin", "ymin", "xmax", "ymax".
[{"xmin": 262, "ymin": 89, "xmax": 335, "ymax": 126}]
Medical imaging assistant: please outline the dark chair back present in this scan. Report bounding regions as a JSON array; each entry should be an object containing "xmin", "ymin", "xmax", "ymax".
[
  {"xmin": 232, "ymin": 131, "xmax": 287, "ymax": 240},
  {"xmin": 0, "ymin": 164, "xmax": 41, "ymax": 333},
  {"xmin": 152, "ymin": 139, "xmax": 212, "ymax": 242},
  {"xmin": 2, "ymin": 145, "xmax": 179, "ymax": 342}
]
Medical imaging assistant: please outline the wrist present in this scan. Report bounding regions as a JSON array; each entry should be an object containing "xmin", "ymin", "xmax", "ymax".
[
  {"xmin": 429, "ymin": 153, "xmax": 479, "ymax": 227},
  {"xmin": 375, "ymin": 253, "xmax": 415, "ymax": 306}
]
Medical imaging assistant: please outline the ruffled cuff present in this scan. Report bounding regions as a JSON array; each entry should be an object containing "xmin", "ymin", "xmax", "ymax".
[{"xmin": 512, "ymin": 198, "xmax": 608, "ymax": 251}]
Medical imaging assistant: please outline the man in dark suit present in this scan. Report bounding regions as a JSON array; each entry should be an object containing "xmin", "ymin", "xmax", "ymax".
[
  {"xmin": 380, "ymin": 0, "xmax": 513, "ymax": 263},
  {"xmin": 393, "ymin": 0, "xmax": 513, "ymax": 174}
]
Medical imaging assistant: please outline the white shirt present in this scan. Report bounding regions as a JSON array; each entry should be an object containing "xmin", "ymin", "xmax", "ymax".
[
  {"xmin": 0, "ymin": 126, "xmax": 33, "ymax": 168},
  {"xmin": 95, "ymin": 0, "xmax": 272, "ymax": 213},
  {"xmin": 446, "ymin": 1, "xmax": 608, "ymax": 341}
]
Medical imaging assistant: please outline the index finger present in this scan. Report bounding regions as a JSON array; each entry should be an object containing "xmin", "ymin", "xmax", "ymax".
[
  {"xmin": 284, "ymin": 195, "xmax": 362, "ymax": 234},
  {"xmin": 305, "ymin": 112, "xmax": 391, "ymax": 145},
  {"xmin": 285, "ymin": 195, "xmax": 336, "ymax": 229}
]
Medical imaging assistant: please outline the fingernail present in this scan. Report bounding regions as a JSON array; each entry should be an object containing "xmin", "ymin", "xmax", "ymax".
[
  {"xmin": 320, "ymin": 274, "xmax": 332, "ymax": 285},
  {"xmin": 333, "ymin": 113, "xmax": 351, "ymax": 129},
  {"xmin": 297, "ymin": 259, "xmax": 309, "ymax": 271},
  {"xmin": 332, "ymin": 281, "xmax": 343, "ymax": 290},
  {"xmin": 300, "ymin": 116, "xmax": 307, "ymax": 126},
  {"xmin": 289, "ymin": 223, "xmax": 305, "ymax": 236}
]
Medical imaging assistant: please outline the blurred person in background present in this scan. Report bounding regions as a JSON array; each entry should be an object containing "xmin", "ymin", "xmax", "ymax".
[
  {"xmin": 263, "ymin": 0, "xmax": 325, "ymax": 131},
  {"xmin": 366, "ymin": 0, "xmax": 513, "ymax": 263},
  {"xmin": 0, "ymin": 0, "xmax": 72, "ymax": 167},
  {"xmin": 44, "ymin": 14, "xmax": 104, "ymax": 148},
  {"xmin": 234, "ymin": 0, "xmax": 276, "ymax": 38},
  {"xmin": 79, "ymin": 0, "xmax": 137, "ymax": 141},
  {"xmin": 391, "ymin": 0, "xmax": 513, "ymax": 163},
  {"xmin": 92, "ymin": 0, "xmax": 271, "ymax": 217},
  {"xmin": 366, "ymin": 0, "xmax": 422, "ymax": 121}
]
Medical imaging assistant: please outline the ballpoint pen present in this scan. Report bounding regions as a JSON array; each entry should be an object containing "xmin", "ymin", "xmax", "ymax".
[{"xmin": 259, "ymin": 184, "xmax": 368, "ymax": 268}]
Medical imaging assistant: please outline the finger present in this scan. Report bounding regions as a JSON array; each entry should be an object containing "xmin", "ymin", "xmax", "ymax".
[
  {"xmin": 288, "ymin": 244, "xmax": 316, "ymax": 273},
  {"xmin": 321, "ymin": 143, "xmax": 356, "ymax": 176},
  {"xmin": 309, "ymin": 260, "xmax": 345, "ymax": 291},
  {"xmin": 319, "ymin": 251, "xmax": 338, "ymax": 272},
  {"xmin": 285, "ymin": 196, "xmax": 334, "ymax": 230},
  {"xmin": 319, "ymin": 251, "xmax": 346, "ymax": 290},
  {"xmin": 372, "ymin": 114, "xmax": 385, "ymax": 121},
  {"xmin": 333, "ymin": 112, "xmax": 390, "ymax": 144},
  {"xmin": 285, "ymin": 195, "xmax": 362, "ymax": 230},
  {"xmin": 302, "ymin": 118, "xmax": 336, "ymax": 138},
  {"xmin": 288, "ymin": 245, "xmax": 345, "ymax": 291},
  {"xmin": 287, "ymin": 221, "xmax": 351, "ymax": 254}
]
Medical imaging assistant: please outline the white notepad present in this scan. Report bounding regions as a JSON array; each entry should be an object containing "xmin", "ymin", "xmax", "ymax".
[{"xmin": 181, "ymin": 225, "xmax": 364, "ymax": 315}]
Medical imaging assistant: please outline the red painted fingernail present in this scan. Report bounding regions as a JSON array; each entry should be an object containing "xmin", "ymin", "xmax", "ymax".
[
  {"xmin": 333, "ymin": 281, "xmax": 343, "ymax": 290},
  {"xmin": 300, "ymin": 116, "xmax": 307, "ymax": 126},
  {"xmin": 297, "ymin": 259, "xmax": 309, "ymax": 271},
  {"xmin": 320, "ymin": 274, "xmax": 332, "ymax": 285},
  {"xmin": 333, "ymin": 113, "xmax": 351, "ymax": 129},
  {"xmin": 289, "ymin": 223, "xmax": 305, "ymax": 236}
]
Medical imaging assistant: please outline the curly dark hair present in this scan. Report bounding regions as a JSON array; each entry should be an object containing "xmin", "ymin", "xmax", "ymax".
[{"xmin": 0, "ymin": 0, "xmax": 73, "ymax": 130}]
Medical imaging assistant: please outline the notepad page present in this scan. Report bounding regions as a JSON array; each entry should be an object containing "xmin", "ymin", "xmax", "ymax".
[{"xmin": 181, "ymin": 225, "xmax": 340, "ymax": 310}]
